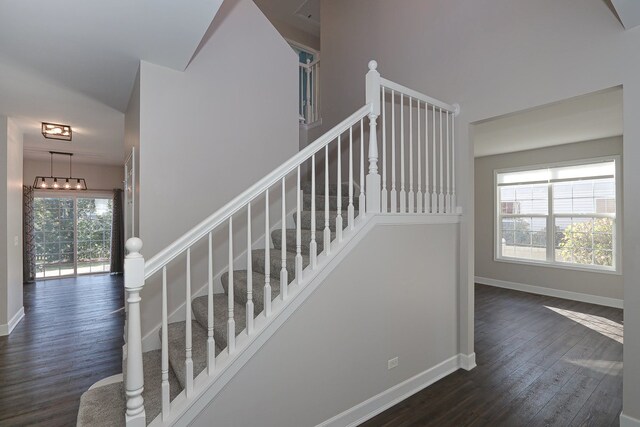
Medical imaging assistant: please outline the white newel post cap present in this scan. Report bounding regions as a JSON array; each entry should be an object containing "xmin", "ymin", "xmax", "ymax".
[
  {"xmin": 368, "ymin": 60, "xmax": 378, "ymax": 71},
  {"xmin": 452, "ymin": 103, "xmax": 461, "ymax": 117},
  {"xmin": 126, "ymin": 237, "xmax": 143, "ymax": 257},
  {"xmin": 125, "ymin": 237, "xmax": 145, "ymax": 290}
]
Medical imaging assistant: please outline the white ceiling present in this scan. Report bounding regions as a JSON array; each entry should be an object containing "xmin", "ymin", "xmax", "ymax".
[
  {"xmin": 0, "ymin": 0, "xmax": 222, "ymax": 165},
  {"xmin": 473, "ymin": 87, "xmax": 623, "ymax": 158},
  {"xmin": 253, "ymin": 0, "xmax": 320, "ymax": 37},
  {"xmin": 610, "ymin": 0, "xmax": 640, "ymax": 29}
]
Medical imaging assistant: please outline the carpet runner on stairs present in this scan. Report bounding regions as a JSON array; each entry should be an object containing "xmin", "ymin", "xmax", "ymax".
[{"xmin": 77, "ymin": 183, "xmax": 360, "ymax": 426}]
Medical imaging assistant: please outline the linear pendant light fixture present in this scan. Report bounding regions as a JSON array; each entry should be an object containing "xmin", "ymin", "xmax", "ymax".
[
  {"xmin": 33, "ymin": 151, "xmax": 87, "ymax": 190},
  {"xmin": 41, "ymin": 122, "xmax": 72, "ymax": 141}
]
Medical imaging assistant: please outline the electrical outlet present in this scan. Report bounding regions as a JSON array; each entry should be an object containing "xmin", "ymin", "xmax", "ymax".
[{"xmin": 388, "ymin": 357, "xmax": 398, "ymax": 370}]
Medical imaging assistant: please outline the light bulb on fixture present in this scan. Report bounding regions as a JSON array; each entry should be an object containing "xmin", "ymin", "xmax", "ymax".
[
  {"xmin": 76, "ymin": 179, "xmax": 82, "ymax": 189},
  {"xmin": 41, "ymin": 178, "xmax": 47, "ymax": 188},
  {"xmin": 64, "ymin": 179, "xmax": 71, "ymax": 189},
  {"xmin": 53, "ymin": 178, "xmax": 59, "ymax": 189}
]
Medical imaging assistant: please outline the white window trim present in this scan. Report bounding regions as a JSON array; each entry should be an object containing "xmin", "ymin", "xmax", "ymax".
[{"xmin": 493, "ymin": 155, "xmax": 622, "ymax": 275}]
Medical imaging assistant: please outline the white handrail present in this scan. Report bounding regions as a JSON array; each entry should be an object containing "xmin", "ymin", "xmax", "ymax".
[
  {"xmin": 144, "ymin": 103, "xmax": 373, "ymax": 279},
  {"xmin": 380, "ymin": 77, "xmax": 458, "ymax": 115}
]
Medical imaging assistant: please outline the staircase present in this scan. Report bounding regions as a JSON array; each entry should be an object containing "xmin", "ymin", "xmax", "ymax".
[{"xmin": 76, "ymin": 60, "xmax": 460, "ymax": 427}]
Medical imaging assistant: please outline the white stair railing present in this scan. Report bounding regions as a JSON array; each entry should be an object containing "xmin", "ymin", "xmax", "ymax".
[
  {"xmin": 299, "ymin": 58, "xmax": 320, "ymax": 125},
  {"xmin": 122, "ymin": 60, "xmax": 459, "ymax": 426}
]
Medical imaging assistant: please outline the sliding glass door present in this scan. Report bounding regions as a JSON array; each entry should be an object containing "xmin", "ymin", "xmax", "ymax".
[{"xmin": 34, "ymin": 194, "xmax": 113, "ymax": 279}]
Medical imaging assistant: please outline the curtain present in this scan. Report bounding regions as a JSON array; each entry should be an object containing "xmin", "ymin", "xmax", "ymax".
[
  {"xmin": 110, "ymin": 189, "xmax": 124, "ymax": 274},
  {"xmin": 23, "ymin": 185, "xmax": 36, "ymax": 283}
]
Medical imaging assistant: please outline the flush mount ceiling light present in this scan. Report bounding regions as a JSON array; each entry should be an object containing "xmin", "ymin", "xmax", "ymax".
[
  {"xmin": 33, "ymin": 151, "xmax": 87, "ymax": 191},
  {"xmin": 41, "ymin": 122, "xmax": 72, "ymax": 141}
]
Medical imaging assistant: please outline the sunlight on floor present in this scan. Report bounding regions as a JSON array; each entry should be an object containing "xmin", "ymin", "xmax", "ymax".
[{"xmin": 544, "ymin": 305, "xmax": 623, "ymax": 344}]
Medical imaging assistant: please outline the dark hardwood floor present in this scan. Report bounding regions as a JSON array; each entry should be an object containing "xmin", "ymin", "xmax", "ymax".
[
  {"xmin": 362, "ymin": 284, "xmax": 624, "ymax": 427},
  {"xmin": 0, "ymin": 274, "xmax": 125, "ymax": 427}
]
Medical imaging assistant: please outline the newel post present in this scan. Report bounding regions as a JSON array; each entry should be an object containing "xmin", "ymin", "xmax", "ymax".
[
  {"xmin": 124, "ymin": 237, "xmax": 146, "ymax": 427},
  {"xmin": 366, "ymin": 60, "xmax": 381, "ymax": 213}
]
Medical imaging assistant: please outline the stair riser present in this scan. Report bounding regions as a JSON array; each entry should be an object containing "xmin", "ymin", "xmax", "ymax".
[
  {"xmin": 303, "ymin": 194, "xmax": 358, "ymax": 211},
  {"xmin": 271, "ymin": 230, "xmax": 329, "ymax": 255},
  {"xmin": 296, "ymin": 212, "xmax": 349, "ymax": 232},
  {"xmin": 221, "ymin": 273, "xmax": 281, "ymax": 315}
]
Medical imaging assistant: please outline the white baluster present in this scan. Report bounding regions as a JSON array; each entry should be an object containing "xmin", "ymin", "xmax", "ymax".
[
  {"xmin": 425, "ymin": 103, "xmax": 430, "ymax": 214},
  {"xmin": 161, "ymin": 266, "xmax": 169, "ymax": 420},
  {"xmin": 280, "ymin": 178, "xmax": 288, "ymax": 299},
  {"xmin": 431, "ymin": 106, "xmax": 437, "ymax": 213},
  {"xmin": 295, "ymin": 167, "xmax": 303, "ymax": 282},
  {"xmin": 359, "ymin": 118, "xmax": 366, "ymax": 218},
  {"xmin": 336, "ymin": 136, "xmax": 343, "ymax": 242},
  {"xmin": 438, "ymin": 107, "xmax": 444, "ymax": 213},
  {"xmin": 246, "ymin": 203, "xmax": 254, "ymax": 334},
  {"xmin": 381, "ymin": 87, "xmax": 387, "ymax": 213},
  {"xmin": 227, "ymin": 218, "xmax": 235, "ymax": 353},
  {"xmin": 445, "ymin": 111, "xmax": 451, "ymax": 213},
  {"xmin": 185, "ymin": 248, "xmax": 193, "ymax": 397},
  {"xmin": 400, "ymin": 92, "xmax": 406, "ymax": 213},
  {"xmin": 264, "ymin": 190, "xmax": 272, "ymax": 317},
  {"xmin": 390, "ymin": 90, "xmax": 397, "ymax": 213},
  {"xmin": 452, "ymin": 105, "xmax": 458, "ymax": 211},
  {"xmin": 305, "ymin": 59, "xmax": 312, "ymax": 123},
  {"xmin": 124, "ymin": 237, "xmax": 145, "ymax": 427},
  {"xmin": 207, "ymin": 232, "xmax": 215, "ymax": 374},
  {"xmin": 348, "ymin": 127, "xmax": 355, "ymax": 229},
  {"xmin": 310, "ymin": 155, "xmax": 317, "ymax": 269},
  {"xmin": 408, "ymin": 97, "xmax": 414, "ymax": 213},
  {"xmin": 417, "ymin": 100, "xmax": 423, "ymax": 213},
  {"xmin": 324, "ymin": 144, "xmax": 331, "ymax": 255}
]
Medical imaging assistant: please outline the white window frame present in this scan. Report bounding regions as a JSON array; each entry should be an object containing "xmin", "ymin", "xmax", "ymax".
[{"xmin": 494, "ymin": 155, "xmax": 622, "ymax": 275}]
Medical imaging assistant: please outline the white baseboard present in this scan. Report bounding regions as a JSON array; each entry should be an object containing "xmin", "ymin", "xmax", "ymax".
[
  {"xmin": 621, "ymin": 412, "xmax": 640, "ymax": 427},
  {"xmin": 0, "ymin": 306, "xmax": 25, "ymax": 336},
  {"xmin": 458, "ymin": 352, "xmax": 476, "ymax": 371},
  {"xmin": 475, "ymin": 276, "xmax": 623, "ymax": 309},
  {"xmin": 316, "ymin": 353, "xmax": 464, "ymax": 427}
]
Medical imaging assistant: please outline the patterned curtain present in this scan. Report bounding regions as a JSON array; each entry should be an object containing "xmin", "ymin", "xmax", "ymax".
[
  {"xmin": 110, "ymin": 189, "xmax": 125, "ymax": 274},
  {"xmin": 23, "ymin": 185, "xmax": 36, "ymax": 283}
]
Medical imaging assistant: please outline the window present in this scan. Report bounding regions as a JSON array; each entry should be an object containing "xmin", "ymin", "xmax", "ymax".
[{"xmin": 495, "ymin": 157, "xmax": 620, "ymax": 273}]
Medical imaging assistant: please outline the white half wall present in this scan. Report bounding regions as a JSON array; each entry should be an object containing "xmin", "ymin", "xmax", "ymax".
[
  {"xmin": 0, "ymin": 116, "xmax": 24, "ymax": 335},
  {"xmin": 475, "ymin": 138, "xmax": 624, "ymax": 301},
  {"xmin": 191, "ymin": 222, "xmax": 460, "ymax": 426},
  {"xmin": 136, "ymin": 0, "xmax": 299, "ymax": 338},
  {"xmin": 318, "ymin": 0, "xmax": 640, "ymax": 417}
]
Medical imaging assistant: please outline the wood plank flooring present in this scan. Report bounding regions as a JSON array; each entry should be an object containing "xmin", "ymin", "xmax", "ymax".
[
  {"xmin": 0, "ymin": 274, "xmax": 125, "ymax": 427},
  {"xmin": 361, "ymin": 284, "xmax": 623, "ymax": 427}
]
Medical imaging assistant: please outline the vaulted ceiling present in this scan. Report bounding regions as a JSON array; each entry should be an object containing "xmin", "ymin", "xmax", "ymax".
[{"xmin": 0, "ymin": 0, "xmax": 223, "ymax": 164}]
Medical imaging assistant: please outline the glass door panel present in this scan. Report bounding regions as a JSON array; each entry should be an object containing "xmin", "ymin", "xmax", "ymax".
[
  {"xmin": 77, "ymin": 198, "xmax": 113, "ymax": 274},
  {"xmin": 34, "ymin": 197, "xmax": 75, "ymax": 278}
]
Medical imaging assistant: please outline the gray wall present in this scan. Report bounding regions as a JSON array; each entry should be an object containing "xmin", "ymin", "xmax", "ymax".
[
  {"xmin": 192, "ymin": 223, "xmax": 459, "ymax": 427},
  {"xmin": 475, "ymin": 138, "xmax": 623, "ymax": 300},
  {"xmin": 125, "ymin": 68, "xmax": 140, "ymax": 238},
  {"xmin": 135, "ymin": 0, "xmax": 299, "ymax": 339},
  {"xmin": 0, "ymin": 116, "xmax": 23, "ymax": 333},
  {"xmin": 318, "ymin": 0, "xmax": 640, "ymax": 418}
]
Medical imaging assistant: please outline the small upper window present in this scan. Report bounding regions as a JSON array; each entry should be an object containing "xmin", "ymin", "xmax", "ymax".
[{"xmin": 495, "ymin": 158, "xmax": 619, "ymax": 272}]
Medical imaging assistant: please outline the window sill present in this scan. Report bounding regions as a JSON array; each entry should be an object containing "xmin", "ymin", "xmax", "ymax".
[{"xmin": 494, "ymin": 256, "xmax": 621, "ymax": 276}]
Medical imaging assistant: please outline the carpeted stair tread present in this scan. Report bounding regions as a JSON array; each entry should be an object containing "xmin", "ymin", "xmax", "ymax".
[
  {"xmin": 303, "ymin": 193, "xmax": 359, "ymax": 211},
  {"xmin": 220, "ymin": 270, "xmax": 280, "ymax": 315},
  {"xmin": 77, "ymin": 350, "xmax": 182, "ymax": 426},
  {"xmin": 296, "ymin": 210, "xmax": 348, "ymax": 232},
  {"xmin": 251, "ymin": 248, "xmax": 309, "ymax": 281},
  {"xmin": 166, "ymin": 320, "xmax": 219, "ymax": 389},
  {"xmin": 271, "ymin": 229, "xmax": 335, "ymax": 255},
  {"xmin": 192, "ymin": 293, "xmax": 246, "ymax": 350}
]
